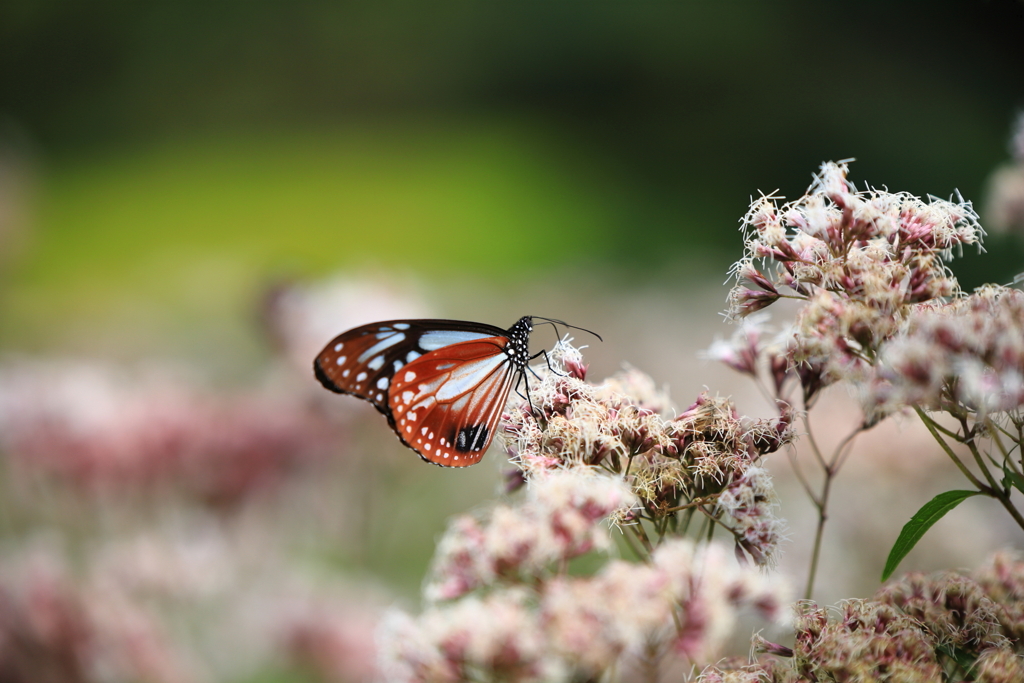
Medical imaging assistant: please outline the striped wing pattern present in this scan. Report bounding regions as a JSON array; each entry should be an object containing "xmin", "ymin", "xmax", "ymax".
[{"xmin": 388, "ymin": 337, "xmax": 515, "ymax": 466}]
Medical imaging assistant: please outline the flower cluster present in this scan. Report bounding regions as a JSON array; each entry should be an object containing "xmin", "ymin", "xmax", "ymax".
[
  {"xmin": 728, "ymin": 160, "xmax": 983, "ymax": 396},
  {"xmin": 378, "ymin": 340, "xmax": 798, "ymax": 681},
  {"xmin": 424, "ymin": 469, "xmax": 636, "ymax": 602},
  {"xmin": 382, "ymin": 533, "xmax": 789, "ymax": 682},
  {"xmin": 700, "ymin": 550, "xmax": 1024, "ymax": 683},
  {"xmin": 713, "ymin": 162, "xmax": 1024, "ymax": 599},
  {"xmin": 544, "ymin": 540, "xmax": 788, "ymax": 671},
  {"xmin": 868, "ymin": 284, "xmax": 1024, "ymax": 416},
  {"xmin": 502, "ymin": 342, "xmax": 791, "ymax": 567}
]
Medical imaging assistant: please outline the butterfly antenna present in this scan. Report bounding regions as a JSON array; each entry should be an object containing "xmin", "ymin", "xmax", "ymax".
[
  {"xmin": 529, "ymin": 316, "xmax": 603, "ymax": 343},
  {"xmin": 525, "ymin": 316, "xmax": 598, "ymax": 384}
]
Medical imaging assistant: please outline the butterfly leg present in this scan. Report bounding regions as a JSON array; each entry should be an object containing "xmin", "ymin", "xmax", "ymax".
[
  {"xmin": 530, "ymin": 349, "xmax": 568, "ymax": 379},
  {"xmin": 513, "ymin": 366, "xmax": 546, "ymax": 418}
]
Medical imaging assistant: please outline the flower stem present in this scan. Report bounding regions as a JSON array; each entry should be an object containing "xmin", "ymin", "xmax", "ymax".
[
  {"xmin": 915, "ymin": 408, "xmax": 986, "ymax": 489},
  {"xmin": 803, "ymin": 426, "xmax": 861, "ymax": 601},
  {"xmin": 958, "ymin": 417, "xmax": 1024, "ymax": 532},
  {"xmin": 804, "ymin": 470, "xmax": 831, "ymax": 601}
]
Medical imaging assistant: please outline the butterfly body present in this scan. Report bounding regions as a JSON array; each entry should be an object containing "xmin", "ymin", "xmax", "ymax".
[{"xmin": 314, "ymin": 317, "xmax": 535, "ymax": 467}]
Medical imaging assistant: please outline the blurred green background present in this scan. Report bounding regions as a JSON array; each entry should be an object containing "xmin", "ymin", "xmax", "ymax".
[
  {"xmin": 3, "ymin": 1, "xmax": 1024, "ymax": 356},
  {"xmin": 1, "ymin": 3, "xmax": 1024, "ymax": 680}
]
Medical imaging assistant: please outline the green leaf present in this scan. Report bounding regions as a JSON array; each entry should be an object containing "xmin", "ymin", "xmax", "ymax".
[
  {"xmin": 1002, "ymin": 464, "xmax": 1024, "ymax": 495},
  {"xmin": 881, "ymin": 490, "xmax": 980, "ymax": 581},
  {"xmin": 936, "ymin": 643, "xmax": 979, "ymax": 677}
]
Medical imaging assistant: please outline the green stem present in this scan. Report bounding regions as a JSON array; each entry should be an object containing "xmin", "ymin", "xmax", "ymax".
[
  {"xmin": 632, "ymin": 520, "xmax": 655, "ymax": 555},
  {"xmin": 915, "ymin": 408, "xmax": 986, "ymax": 490},
  {"xmin": 959, "ymin": 417, "xmax": 1024, "ymax": 532},
  {"xmin": 986, "ymin": 417, "xmax": 1021, "ymax": 476},
  {"xmin": 958, "ymin": 416, "xmax": 1001, "ymax": 493},
  {"xmin": 788, "ymin": 448, "xmax": 820, "ymax": 506},
  {"xmin": 802, "ymin": 425, "xmax": 861, "ymax": 601},
  {"xmin": 621, "ymin": 523, "xmax": 649, "ymax": 561},
  {"xmin": 803, "ymin": 470, "xmax": 831, "ymax": 600}
]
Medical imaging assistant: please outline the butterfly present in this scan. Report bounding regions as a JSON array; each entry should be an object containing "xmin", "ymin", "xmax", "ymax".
[{"xmin": 313, "ymin": 316, "xmax": 595, "ymax": 467}]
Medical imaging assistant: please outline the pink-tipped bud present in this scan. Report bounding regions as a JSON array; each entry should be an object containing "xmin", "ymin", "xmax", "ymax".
[
  {"xmin": 769, "ymin": 353, "xmax": 790, "ymax": 396},
  {"xmin": 563, "ymin": 356, "xmax": 588, "ymax": 381},
  {"xmin": 752, "ymin": 634, "xmax": 794, "ymax": 658},
  {"xmin": 732, "ymin": 288, "xmax": 781, "ymax": 317}
]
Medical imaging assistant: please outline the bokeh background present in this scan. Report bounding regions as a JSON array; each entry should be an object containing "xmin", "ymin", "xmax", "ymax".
[{"xmin": 2, "ymin": 3, "xmax": 1024, "ymax": 681}]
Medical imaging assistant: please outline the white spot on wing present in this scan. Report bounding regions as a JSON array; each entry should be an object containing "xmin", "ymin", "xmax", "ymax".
[
  {"xmin": 394, "ymin": 323, "xmax": 411, "ymax": 330},
  {"xmin": 368, "ymin": 355, "xmax": 385, "ymax": 371},
  {"xmin": 356, "ymin": 372, "xmax": 367, "ymax": 382},
  {"xmin": 377, "ymin": 377, "xmax": 389, "ymax": 390},
  {"xmin": 335, "ymin": 356, "xmax": 347, "ymax": 365},
  {"xmin": 406, "ymin": 351, "xmax": 421, "ymax": 363},
  {"xmin": 334, "ymin": 342, "xmax": 344, "ymax": 352},
  {"xmin": 404, "ymin": 370, "xmax": 416, "ymax": 382},
  {"xmin": 342, "ymin": 369, "xmax": 350, "ymax": 378}
]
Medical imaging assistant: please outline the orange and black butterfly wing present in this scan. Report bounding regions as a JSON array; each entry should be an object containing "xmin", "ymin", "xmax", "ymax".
[
  {"xmin": 314, "ymin": 319, "xmax": 506, "ymax": 420},
  {"xmin": 315, "ymin": 316, "xmax": 535, "ymax": 466},
  {"xmin": 387, "ymin": 336, "xmax": 517, "ymax": 467}
]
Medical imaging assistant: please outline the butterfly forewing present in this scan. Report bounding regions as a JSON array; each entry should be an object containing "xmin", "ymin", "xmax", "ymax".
[
  {"xmin": 388, "ymin": 336, "xmax": 516, "ymax": 466},
  {"xmin": 314, "ymin": 319, "xmax": 506, "ymax": 416}
]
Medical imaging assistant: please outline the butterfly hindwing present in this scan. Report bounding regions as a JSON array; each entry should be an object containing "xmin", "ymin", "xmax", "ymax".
[{"xmin": 388, "ymin": 336, "xmax": 516, "ymax": 467}]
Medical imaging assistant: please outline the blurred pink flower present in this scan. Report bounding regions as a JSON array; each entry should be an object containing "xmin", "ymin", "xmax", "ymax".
[
  {"xmin": 384, "ymin": 538, "xmax": 790, "ymax": 681},
  {"xmin": 0, "ymin": 554, "xmax": 197, "ymax": 683},
  {"xmin": 0, "ymin": 360, "xmax": 342, "ymax": 507},
  {"xmin": 260, "ymin": 273, "xmax": 429, "ymax": 373},
  {"xmin": 866, "ymin": 285, "xmax": 1024, "ymax": 416},
  {"xmin": 284, "ymin": 603, "xmax": 380, "ymax": 683},
  {"xmin": 984, "ymin": 113, "xmax": 1024, "ymax": 236}
]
